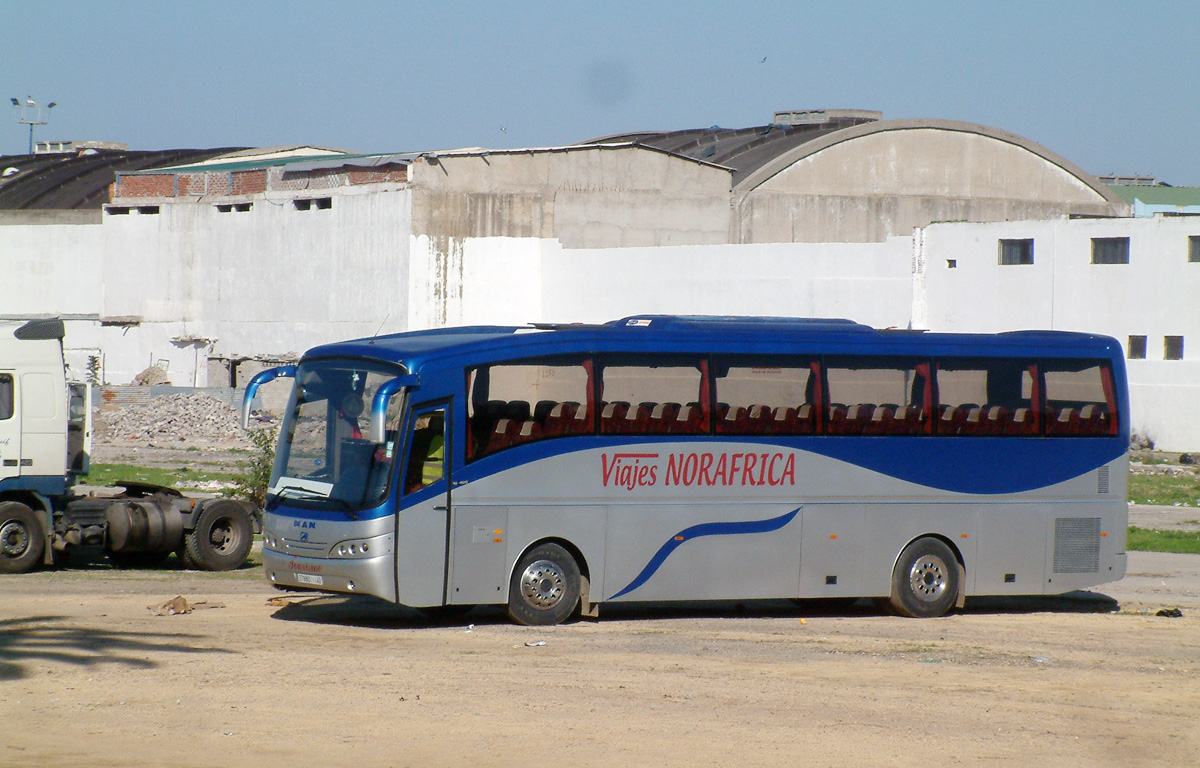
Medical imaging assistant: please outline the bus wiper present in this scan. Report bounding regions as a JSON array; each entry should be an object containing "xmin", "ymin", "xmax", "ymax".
[
  {"xmin": 322, "ymin": 495, "xmax": 360, "ymax": 520},
  {"xmin": 266, "ymin": 484, "xmax": 329, "ymax": 511}
]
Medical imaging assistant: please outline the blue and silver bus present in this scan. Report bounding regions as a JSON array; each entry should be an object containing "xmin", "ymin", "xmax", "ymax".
[{"xmin": 243, "ymin": 316, "xmax": 1128, "ymax": 625}]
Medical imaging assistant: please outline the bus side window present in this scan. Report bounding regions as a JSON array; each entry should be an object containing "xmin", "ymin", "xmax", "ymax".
[
  {"xmin": 712, "ymin": 358, "xmax": 818, "ymax": 436},
  {"xmin": 936, "ymin": 359, "xmax": 1038, "ymax": 437},
  {"xmin": 467, "ymin": 358, "xmax": 591, "ymax": 459},
  {"xmin": 1043, "ymin": 362, "xmax": 1117, "ymax": 437},
  {"xmin": 824, "ymin": 357, "xmax": 930, "ymax": 436},
  {"xmin": 404, "ymin": 410, "xmax": 445, "ymax": 493}
]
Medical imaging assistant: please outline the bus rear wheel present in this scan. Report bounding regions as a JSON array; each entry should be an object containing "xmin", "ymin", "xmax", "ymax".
[
  {"xmin": 506, "ymin": 543, "xmax": 581, "ymax": 626},
  {"xmin": 888, "ymin": 537, "xmax": 959, "ymax": 618}
]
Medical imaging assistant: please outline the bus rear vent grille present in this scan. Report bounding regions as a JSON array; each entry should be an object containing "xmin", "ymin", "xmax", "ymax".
[
  {"xmin": 1097, "ymin": 466, "xmax": 1110, "ymax": 495},
  {"xmin": 1054, "ymin": 517, "xmax": 1101, "ymax": 574}
]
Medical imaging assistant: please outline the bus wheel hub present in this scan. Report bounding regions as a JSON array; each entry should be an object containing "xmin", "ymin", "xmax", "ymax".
[
  {"xmin": 520, "ymin": 559, "xmax": 565, "ymax": 607},
  {"xmin": 909, "ymin": 555, "xmax": 948, "ymax": 602}
]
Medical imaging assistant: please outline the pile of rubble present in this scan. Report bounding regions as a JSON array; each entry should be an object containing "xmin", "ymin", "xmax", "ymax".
[{"xmin": 94, "ymin": 392, "xmax": 252, "ymax": 446}]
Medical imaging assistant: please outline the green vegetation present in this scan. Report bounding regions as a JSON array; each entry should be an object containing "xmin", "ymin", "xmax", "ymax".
[
  {"xmin": 81, "ymin": 463, "xmax": 238, "ymax": 491},
  {"xmin": 223, "ymin": 427, "xmax": 278, "ymax": 507},
  {"xmin": 1127, "ymin": 527, "xmax": 1200, "ymax": 555},
  {"xmin": 1128, "ymin": 474, "xmax": 1200, "ymax": 507}
]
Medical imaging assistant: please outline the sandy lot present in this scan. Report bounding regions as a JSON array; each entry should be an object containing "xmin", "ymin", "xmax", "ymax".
[{"xmin": 2, "ymin": 541, "xmax": 1198, "ymax": 768}]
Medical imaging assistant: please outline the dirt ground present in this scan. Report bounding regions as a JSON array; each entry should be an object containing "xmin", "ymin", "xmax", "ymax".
[{"xmin": 2, "ymin": 540, "xmax": 1198, "ymax": 768}]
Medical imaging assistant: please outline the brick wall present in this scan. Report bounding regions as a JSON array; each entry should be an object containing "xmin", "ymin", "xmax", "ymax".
[
  {"xmin": 231, "ymin": 170, "xmax": 267, "ymax": 195},
  {"xmin": 114, "ymin": 174, "xmax": 175, "ymax": 198},
  {"xmin": 111, "ymin": 163, "xmax": 408, "ymax": 202}
]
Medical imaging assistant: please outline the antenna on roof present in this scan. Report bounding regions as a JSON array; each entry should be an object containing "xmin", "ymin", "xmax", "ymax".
[{"xmin": 369, "ymin": 314, "xmax": 390, "ymax": 344}]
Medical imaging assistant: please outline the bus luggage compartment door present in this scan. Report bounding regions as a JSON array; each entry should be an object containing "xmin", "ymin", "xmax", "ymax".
[{"xmin": 448, "ymin": 505, "xmax": 510, "ymax": 604}]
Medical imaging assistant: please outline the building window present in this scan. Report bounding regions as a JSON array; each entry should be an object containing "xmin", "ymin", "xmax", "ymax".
[
  {"xmin": 998, "ymin": 239, "xmax": 1034, "ymax": 265},
  {"xmin": 1127, "ymin": 336, "xmax": 1147, "ymax": 359},
  {"xmin": 1165, "ymin": 336, "xmax": 1184, "ymax": 360},
  {"xmin": 294, "ymin": 197, "xmax": 333, "ymax": 211},
  {"xmin": 946, "ymin": 259, "xmax": 957, "ymax": 269},
  {"xmin": 1091, "ymin": 237, "xmax": 1130, "ymax": 264},
  {"xmin": 1189, "ymin": 235, "xmax": 1200, "ymax": 263}
]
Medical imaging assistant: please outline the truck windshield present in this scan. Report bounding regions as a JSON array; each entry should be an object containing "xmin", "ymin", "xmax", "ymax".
[{"xmin": 268, "ymin": 360, "xmax": 406, "ymax": 514}]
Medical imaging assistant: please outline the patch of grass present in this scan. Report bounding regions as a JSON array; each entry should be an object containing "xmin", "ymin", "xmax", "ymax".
[
  {"xmin": 81, "ymin": 463, "xmax": 239, "ymax": 491},
  {"xmin": 1127, "ymin": 526, "xmax": 1200, "ymax": 555},
  {"xmin": 1128, "ymin": 474, "xmax": 1200, "ymax": 507}
]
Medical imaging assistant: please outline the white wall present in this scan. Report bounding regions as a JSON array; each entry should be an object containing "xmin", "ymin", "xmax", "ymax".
[
  {"xmin": 0, "ymin": 186, "xmax": 415, "ymax": 385},
  {"xmin": 919, "ymin": 216, "xmax": 1200, "ymax": 450},
  {"xmin": 403, "ymin": 235, "xmax": 914, "ymax": 329}
]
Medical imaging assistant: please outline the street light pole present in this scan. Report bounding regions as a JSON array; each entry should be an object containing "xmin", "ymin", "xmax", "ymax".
[{"xmin": 10, "ymin": 96, "xmax": 56, "ymax": 154}]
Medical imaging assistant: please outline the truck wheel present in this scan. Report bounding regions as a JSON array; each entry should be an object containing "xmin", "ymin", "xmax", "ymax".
[
  {"xmin": 888, "ymin": 537, "xmax": 960, "ymax": 618},
  {"xmin": 184, "ymin": 501, "xmax": 253, "ymax": 571},
  {"xmin": 506, "ymin": 543, "xmax": 581, "ymax": 626},
  {"xmin": 0, "ymin": 501, "xmax": 45, "ymax": 574}
]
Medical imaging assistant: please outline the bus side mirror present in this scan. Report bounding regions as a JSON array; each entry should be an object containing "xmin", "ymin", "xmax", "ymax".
[
  {"xmin": 242, "ymin": 366, "xmax": 297, "ymax": 428},
  {"xmin": 368, "ymin": 374, "xmax": 418, "ymax": 443}
]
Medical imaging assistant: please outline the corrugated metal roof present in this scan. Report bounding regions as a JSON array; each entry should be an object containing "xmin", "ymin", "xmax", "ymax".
[
  {"xmin": 1108, "ymin": 185, "xmax": 1200, "ymax": 207},
  {"xmin": 0, "ymin": 148, "xmax": 246, "ymax": 210},
  {"xmin": 582, "ymin": 113, "xmax": 879, "ymax": 186}
]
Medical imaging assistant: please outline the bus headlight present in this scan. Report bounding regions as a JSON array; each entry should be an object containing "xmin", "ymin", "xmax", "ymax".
[{"xmin": 329, "ymin": 534, "xmax": 391, "ymax": 559}]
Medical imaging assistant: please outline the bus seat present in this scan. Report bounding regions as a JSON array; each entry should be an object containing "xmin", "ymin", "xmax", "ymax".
[
  {"xmin": 745, "ymin": 404, "xmax": 774, "ymax": 434},
  {"xmin": 506, "ymin": 400, "xmax": 532, "ymax": 422},
  {"xmin": 543, "ymin": 402, "xmax": 577, "ymax": 436},
  {"xmin": 1079, "ymin": 404, "xmax": 1110, "ymax": 435},
  {"xmin": 1008, "ymin": 407, "xmax": 1036, "ymax": 436},
  {"xmin": 669, "ymin": 404, "xmax": 704, "ymax": 435},
  {"xmin": 600, "ymin": 401, "xmax": 630, "ymax": 433},
  {"xmin": 533, "ymin": 400, "xmax": 557, "ymax": 424},
  {"xmin": 795, "ymin": 403, "xmax": 816, "ymax": 434},
  {"xmin": 828, "ymin": 403, "xmax": 849, "ymax": 435},
  {"xmin": 962, "ymin": 406, "xmax": 985, "ymax": 435},
  {"xmin": 1048, "ymin": 407, "xmax": 1079, "ymax": 436},
  {"xmin": 513, "ymin": 420, "xmax": 542, "ymax": 445},
  {"xmin": 485, "ymin": 418, "xmax": 517, "ymax": 454},
  {"xmin": 867, "ymin": 404, "xmax": 897, "ymax": 435},
  {"xmin": 650, "ymin": 402, "xmax": 680, "ymax": 433}
]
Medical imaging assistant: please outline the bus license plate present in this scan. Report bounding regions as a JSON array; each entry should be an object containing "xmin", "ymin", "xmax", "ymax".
[{"xmin": 296, "ymin": 573, "xmax": 324, "ymax": 586}]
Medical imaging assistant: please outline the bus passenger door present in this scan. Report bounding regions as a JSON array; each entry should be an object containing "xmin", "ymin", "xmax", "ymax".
[{"xmin": 395, "ymin": 404, "xmax": 453, "ymax": 608}]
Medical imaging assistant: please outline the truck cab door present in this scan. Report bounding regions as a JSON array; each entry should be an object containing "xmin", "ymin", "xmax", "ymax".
[{"xmin": 0, "ymin": 372, "xmax": 18, "ymax": 484}]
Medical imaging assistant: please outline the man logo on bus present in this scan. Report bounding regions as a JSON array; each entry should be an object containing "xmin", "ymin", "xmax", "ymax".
[{"xmin": 601, "ymin": 451, "xmax": 796, "ymax": 490}]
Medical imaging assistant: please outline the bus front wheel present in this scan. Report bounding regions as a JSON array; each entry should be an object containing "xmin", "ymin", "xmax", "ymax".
[
  {"xmin": 507, "ymin": 543, "xmax": 581, "ymax": 626},
  {"xmin": 888, "ymin": 537, "xmax": 960, "ymax": 618}
]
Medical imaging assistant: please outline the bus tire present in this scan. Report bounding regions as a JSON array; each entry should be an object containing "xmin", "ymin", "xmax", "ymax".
[
  {"xmin": 888, "ymin": 537, "xmax": 959, "ymax": 618},
  {"xmin": 506, "ymin": 543, "xmax": 581, "ymax": 626},
  {"xmin": 0, "ymin": 501, "xmax": 45, "ymax": 574},
  {"xmin": 184, "ymin": 501, "xmax": 254, "ymax": 571}
]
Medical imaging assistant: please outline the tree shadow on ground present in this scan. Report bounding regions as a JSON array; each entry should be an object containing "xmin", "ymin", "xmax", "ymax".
[
  {"xmin": 0, "ymin": 614, "xmax": 235, "ymax": 682},
  {"xmin": 267, "ymin": 589, "xmax": 1121, "ymax": 630}
]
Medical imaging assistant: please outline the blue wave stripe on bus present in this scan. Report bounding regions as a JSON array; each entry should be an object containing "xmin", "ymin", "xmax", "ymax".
[{"xmin": 608, "ymin": 508, "xmax": 800, "ymax": 600}]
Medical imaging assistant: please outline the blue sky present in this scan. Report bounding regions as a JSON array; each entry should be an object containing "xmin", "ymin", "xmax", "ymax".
[{"xmin": 4, "ymin": 1, "xmax": 1198, "ymax": 184}]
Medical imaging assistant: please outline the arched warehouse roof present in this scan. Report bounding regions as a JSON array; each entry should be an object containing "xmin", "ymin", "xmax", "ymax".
[{"xmin": 606, "ymin": 113, "xmax": 1128, "ymax": 243}]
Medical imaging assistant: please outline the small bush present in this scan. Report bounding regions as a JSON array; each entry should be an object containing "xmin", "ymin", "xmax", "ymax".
[{"xmin": 224, "ymin": 427, "xmax": 277, "ymax": 508}]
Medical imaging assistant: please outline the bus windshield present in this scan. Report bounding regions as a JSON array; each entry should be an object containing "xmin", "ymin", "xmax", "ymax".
[{"xmin": 268, "ymin": 359, "xmax": 406, "ymax": 514}]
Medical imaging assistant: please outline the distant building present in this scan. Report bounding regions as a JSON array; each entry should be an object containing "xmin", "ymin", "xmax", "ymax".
[{"xmin": 0, "ymin": 113, "xmax": 1194, "ymax": 448}]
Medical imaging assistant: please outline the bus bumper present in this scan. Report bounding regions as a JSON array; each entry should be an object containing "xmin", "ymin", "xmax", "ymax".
[{"xmin": 263, "ymin": 548, "xmax": 396, "ymax": 603}]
